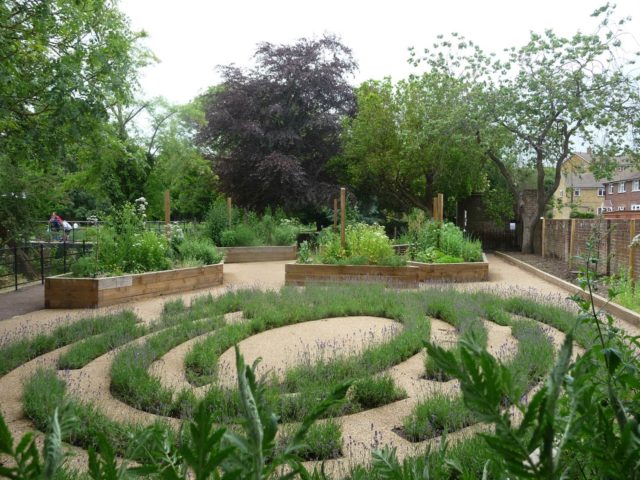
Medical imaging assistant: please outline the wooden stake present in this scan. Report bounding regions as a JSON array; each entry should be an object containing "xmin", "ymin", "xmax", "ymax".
[
  {"xmin": 630, "ymin": 220, "xmax": 636, "ymax": 282},
  {"xmin": 164, "ymin": 190, "xmax": 171, "ymax": 237},
  {"xmin": 227, "ymin": 197, "xmax": 232, "ymax": 228},
  {"xmin": 333, "ymin": 198, "xmax": 338, "ymax": 231},
  {"xmin": 340, "ymin": 188, "xmax": 346, "ymax": 249},
  {"xmin": 541, "ymin": 218, "xmax": 546, "ymax": 258},
  {"xmin": 438, "ymin": 193, "xmax": 444, "ymax": 222},
  {"xmin": 569, "ymin": 219, "xmax": 576, "ymax": 268}
]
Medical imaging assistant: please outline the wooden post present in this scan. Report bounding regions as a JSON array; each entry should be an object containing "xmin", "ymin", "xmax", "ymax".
[
  {"xmin": 164, "ymin": 190, "xmax": 171, "ymax": 237},
  {"xmin": 569, "ymin": 219, "xmax": 576, "ymax": 268},
  {"xmin": 437, "ymin": 193, "xmax": 444, "ymax": 222},
  {"xmin": 333, "ymin": 198, "xmax": 338, "ymax": 231},
  {"xmin": 630, "ymin": 220, "xmax": 636, "ymax": 282},
  {"xmin": 541, "ymin": 218, "xmax": 546, "ymax": 258},
  {"xmin": 340, "ymin": 188, "xmax": 346, "ymax": 249},
  {"xmin": 606, "ymin": 220, "xmax": 612, "ymax": 276},
  {"xmin": 227, "ymin": 197, "xmax": 232, "ymax": 228}
]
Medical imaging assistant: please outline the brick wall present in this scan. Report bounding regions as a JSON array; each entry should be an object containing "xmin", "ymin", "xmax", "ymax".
[{"xmin": 541, "ymin": 218, "xmax": 640, "ymax": 278}]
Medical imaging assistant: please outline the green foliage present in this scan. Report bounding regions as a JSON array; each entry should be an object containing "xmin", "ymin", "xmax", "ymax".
[
  {"xmin": 416, "ymin": 5, "xmax": 640, "ymax": 251},
  {"xmin": 177, "ymin": 238, "xmax": 223, "ymax": 265},
  {"xmin": 205, "ymin": 198, "xmax": 233, "ymax": 245},
  {"xmin": 0, "ymin": 0, "xmax": 149, "ymax": 244},
  {"xmin": 93, "ymin": 202, "xmax": 171, "ymax": 275},
  {"xmin": 336, "ymin": 73, "xmax": 485, "ymax": 215},
  {"xmin": 0, "ymin": 311, "xmax": 139, "ymax": 377},
  {"xmin": 296, "ymin": 240, "xmax": 313, "ymax": 264},
  {"xmin": 406, "ymin": 211, "xmax": 482, "ymax": 263},
  {"xmin": 350, "ymin": 375, "xmax": 406, "ymax": 409},
  {"xmin": 402, "ymin": 394, "xmax": 477, "ymax": 442},
  {"xmin": 318, "ymin": 223, "xmax": 400, "ymax": 265},
  {"xmin": 422, "ymin": 244, "xmax": 640, "ymax": 478},
  {"xmin": 208, "ymin": 202, "xmax": 305, "ymax": 247},
  {"xmin": 57, "ymin": 316, "xmax": 144, "ymax": 370}
]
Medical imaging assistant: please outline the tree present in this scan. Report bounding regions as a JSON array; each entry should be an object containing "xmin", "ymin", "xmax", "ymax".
[
  {"xmin": 416, "ymin": 4, "xmax": 640, "ymax": 252},
  {"xmin": 0, "ymin": 0, "xmax": 148, "ymax": 244},
  {"xmin": 336, "ymin": 73, "xmax": 486, "ymax": 216},
  {"xmin": 144, "ymin": 99, "xmax": 218, "ymax": 220},
  {"xmin": 198, "ymin": 35, "xmax": 357, "ymax": 212}
]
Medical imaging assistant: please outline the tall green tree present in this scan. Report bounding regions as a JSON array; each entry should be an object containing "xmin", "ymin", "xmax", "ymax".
[
  {"xmin": 0, "ymin": 0, "xmax": 147, "ymax": 244},
  {"xmin": 337, "ymin": 73, "xmax": 486, "ymax": 215},
  {"xmin": 416, "ymin": 4, "xmax": 640, "ymax": 252},
  {"xmin": 144, "ymin": 99, "xmax": 218, "ymax": 220}
]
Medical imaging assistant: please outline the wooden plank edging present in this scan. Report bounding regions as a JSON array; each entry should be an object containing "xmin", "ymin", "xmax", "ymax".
[
  {"xmin": 45, "ymin": 263, "xmax": 223, "ymax": 309},
  {"xmin": 284, "ymin": 263, "xmax": 420, "ymax": 287},
  {"xmin": 495, "ymin": 251, "xmax": 640, "ymax": 328},
  {"xmin": 219, "ymin": 245, "xmax": 297, "ymax": 263}
]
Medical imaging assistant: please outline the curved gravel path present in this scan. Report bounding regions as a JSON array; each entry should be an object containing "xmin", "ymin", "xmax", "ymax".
[{"xmin": 0, "ymin": 254, "xmax": 636, "ymax": 474}]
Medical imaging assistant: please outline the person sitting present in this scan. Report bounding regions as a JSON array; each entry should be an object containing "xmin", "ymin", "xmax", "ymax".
[{"xmin": 49, "ymin": 212, "xmax": 62, "ymax": 240}]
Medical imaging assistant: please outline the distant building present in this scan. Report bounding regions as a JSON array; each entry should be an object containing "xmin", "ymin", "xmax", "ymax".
[
  {"xmin": 553, "ymin": 151, "xmax": 633, "ymax": 218},
  {"xmin": 601, "ymin": 171, "xmax": 640, "ymax": 213}
]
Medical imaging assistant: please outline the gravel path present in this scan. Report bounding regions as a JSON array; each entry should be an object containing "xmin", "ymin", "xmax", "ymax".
[{"xmin": 1, "ymin": 254, "xmax": 637, "ymax": 474}]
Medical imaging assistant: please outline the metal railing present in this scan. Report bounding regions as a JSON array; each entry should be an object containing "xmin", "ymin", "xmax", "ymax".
[
  {"xmin": 31, "ymin": 220, "xmax": 204, "ymax": 243},
  {"xmin": 0, "ymin": 242, "xmax": 91, "ymax": 291}
]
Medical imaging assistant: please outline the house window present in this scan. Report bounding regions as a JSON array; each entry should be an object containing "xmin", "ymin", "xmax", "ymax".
[
  {"xmin": 618, "ymin": 182, "xmax": 626, "ymax": 193},
  {"xmin": 608, "ymin": 184, "xmax": 614, "ymax": 194},
  {"xmin": 597, "ymin": 207, "xmax": 606, "ymax": 214},
  {"xmin": 597, "ymin": 187, "xmax": 605, "ymax": 196},
  {"xmin": 574, "ymin": 188, "xmax": 581, "ymax": 197},
  {"xmin": 632, "ymin": 204, "xmax": 640, "ymax": 211},
  {"xmin": 633, "ymin": 180, "xmax": 640, "ymax": 191},
  {"xmin": 618, "ymin": 206, "xmax": 626, "ymax": 211}
]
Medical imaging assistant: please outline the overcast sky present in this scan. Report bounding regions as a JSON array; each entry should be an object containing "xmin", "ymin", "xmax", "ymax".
[{"xmin": 120, "ymin": 0, "xmax": 640, "ymax": 105}]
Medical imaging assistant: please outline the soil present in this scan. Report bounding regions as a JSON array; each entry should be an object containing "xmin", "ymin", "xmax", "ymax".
[{"xmin": 506, "ymin": 252, "xmax": 578, "ymax": 284}]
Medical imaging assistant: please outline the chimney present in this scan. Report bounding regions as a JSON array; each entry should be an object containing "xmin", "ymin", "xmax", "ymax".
[{"xmin": 587, "ymin": 147, "xmax": 592, "ymax": 156}]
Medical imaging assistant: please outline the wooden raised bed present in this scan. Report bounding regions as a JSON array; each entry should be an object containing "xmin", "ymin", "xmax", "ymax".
[
  {"xmin": 285, "ymin": 263, "xmax": 420, "ymax": 287},
  {"xmin": 407, "ymin": 254, "xmax": 489, "ymax": 282},
  {"xmin": 45, "ymin": 263, "xmax": 223, "ymax": 309},
  {"xmin": 219, "ymin": 245, "xmax": 297, "ymax": 263}
]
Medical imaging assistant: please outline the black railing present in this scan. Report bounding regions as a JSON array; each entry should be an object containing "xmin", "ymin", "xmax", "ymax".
[
  {"xmin": 0, "ymin": 242, "xmax": 90, "ymax": 291},
  {"xmin": 31, "ymin": 220, "xmax": 203, "ymax": 243}
]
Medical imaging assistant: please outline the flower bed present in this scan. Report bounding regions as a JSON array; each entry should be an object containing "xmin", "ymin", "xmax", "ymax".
[
  {"xmin": 45, "ymin": 262, "xmax": 223, "ymax": 309},
  {"xmin": 285, "ymin": 263, "xmax": 419, "ymax": 287},
  {"xmin": 219, "ymin": 245, "xmax": 297, "ymax": 263},
  {"xmin": 407, "ymin": 253, "xmax": 489, "ymax": 282}
]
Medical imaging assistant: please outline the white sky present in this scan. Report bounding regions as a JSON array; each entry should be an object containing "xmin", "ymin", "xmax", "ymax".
[{"xmin": 120, "ymin": 0, "xmax": 640, "ymax": 105}]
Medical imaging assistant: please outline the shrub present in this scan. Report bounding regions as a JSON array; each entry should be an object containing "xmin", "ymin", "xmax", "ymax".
[
  {"xmin": 318, "ymin": 223, "xmax": 397, "ymax": 265},
  {"xmin": 232, "ymin": 223, "xmax": 260, "ymax": 246},
  {"xmin": 206, "ymin": 198, "xmax": 235, "ymax": 245},
  {"xmin": 178, "ymin": 238, "xmax": 223, "ymax": 265},
  {"xmin": 402, "ymin": 394, "xmax": 476, "ymax": 441},
  {"xmin": 406, "ymin": 210, "xmax": 482, "ymax": 263},
  {"xmin": 350, "ymin": 375, "xmax": 406, "ymax": 409},
  {"xmin": 273, "ymin": 225, "xmax": 297, "ymax": 245},
  {"xmin": 70, "ymin": 256, "xmax": 98, "ymax": 277}
]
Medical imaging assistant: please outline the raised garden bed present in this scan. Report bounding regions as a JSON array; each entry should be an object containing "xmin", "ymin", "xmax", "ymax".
[
  {"xmin": 407, "ymin": 253, "xmax": 489, "ymax": 282},
  {"xmin": 219, "ymin": 245, "xmax": 297, "ymax": 263},
  {"xmin": 45, "ymin": 263, "xmax": 223, "ymax": 309},
  {"xmin": 285, "ymin": 263, "xmax": 420, "ymax": 287}
]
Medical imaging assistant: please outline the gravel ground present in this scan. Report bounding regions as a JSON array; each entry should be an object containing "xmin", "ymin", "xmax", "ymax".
[{"xmin": 505, "ymin": 252, "xmax": 578, "ymax": 283}]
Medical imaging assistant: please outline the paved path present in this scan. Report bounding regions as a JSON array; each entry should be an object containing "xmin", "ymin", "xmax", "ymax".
[
  {"xmin": 0, "ymin": 283, "xmax": 44, "ymax": 321},
  {"xmin": 1, "ymin": 255, "xmax": 638, "ymax": 344}
]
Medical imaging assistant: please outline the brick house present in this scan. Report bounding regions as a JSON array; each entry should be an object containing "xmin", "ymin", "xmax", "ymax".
[
  {"xmin": 553, "ymin": 151, "xmax": 608, "ymax": 218},
  {"xmin": 601, "ymin": 171, "xmax": 640, "ymax": 213}
]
